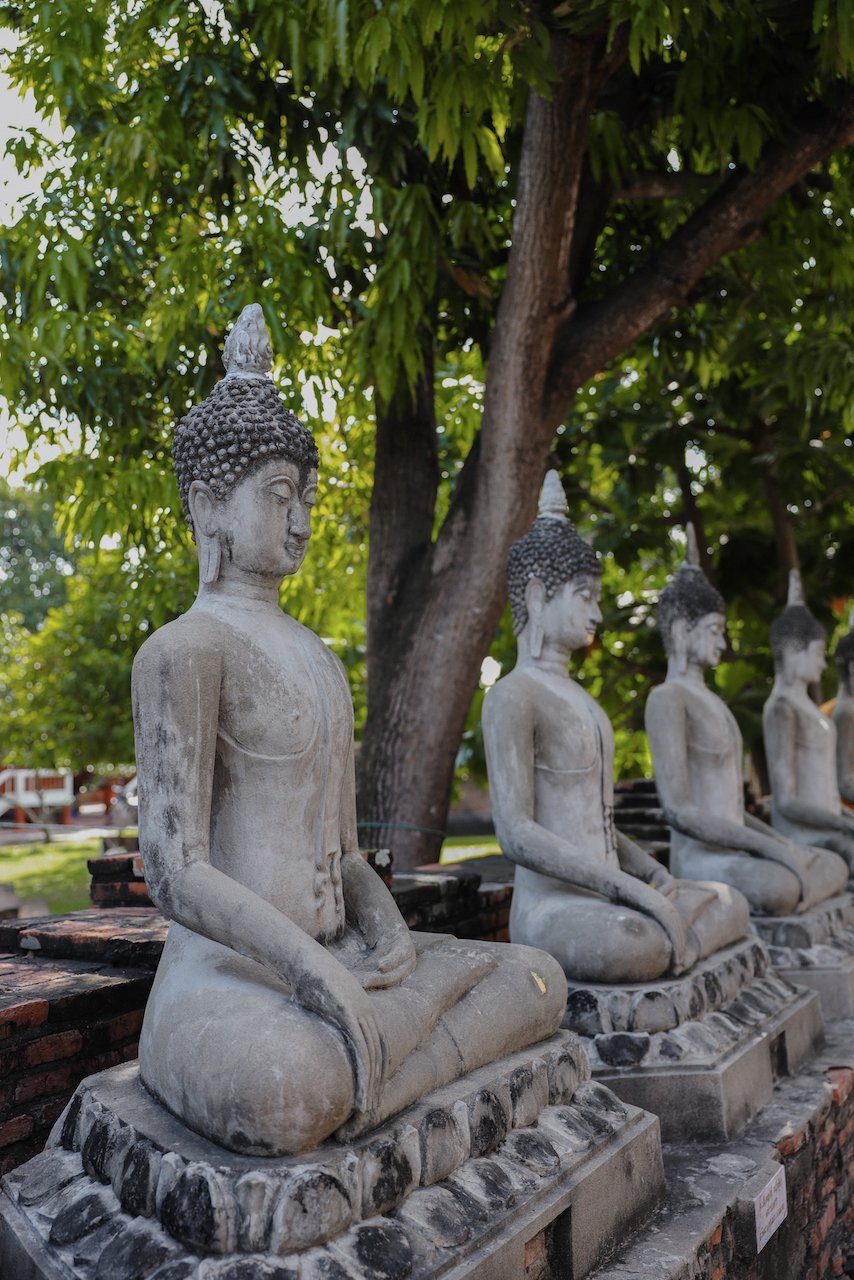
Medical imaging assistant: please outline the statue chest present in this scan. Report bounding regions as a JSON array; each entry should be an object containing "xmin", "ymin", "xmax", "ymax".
[
  {"xmin": 217, "ymin": 622, "xmax": 352, "ymax": 761},
  {"xmin": 534, "ymin": 686, "xmax": 613, "ymax": 782},
  {"xmin": 793, "ymin": 702, "xmax": 836, "ymax": 765},
  {"xmin": 684, "ymin": 692, "xmax": 742, "ymax": 762}
]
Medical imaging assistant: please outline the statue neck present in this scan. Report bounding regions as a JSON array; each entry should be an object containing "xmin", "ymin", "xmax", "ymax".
[
  {"xmin": 516, "ymin": 629, "xmax": 573, "ymax": 677},
  {"xmin": 772, "ymin": 670, "xmax": 808, "ymax": 697},
  {"xmin": 665, "ymin": 655, "xmax": 708, "ymax": 685},
  {"xmin": 198, "ymin": 573, "xmax": 282, "ymax": 608}
]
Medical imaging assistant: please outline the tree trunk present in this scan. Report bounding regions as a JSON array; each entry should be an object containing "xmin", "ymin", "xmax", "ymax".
[{"xmin": 356, "ymin": 37, "xmax": 854, "ymax": 869}]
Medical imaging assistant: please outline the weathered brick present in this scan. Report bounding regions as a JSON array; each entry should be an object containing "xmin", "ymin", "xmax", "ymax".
[
  {"xmin": 15, "ymin": 1064, "xmax": 78, "ymax": 1105},
  {"xmin": 24, "ymin": 1030, "xmax": 84, "ymax": 1067},
  {"xmin": 0, "ymin": 1113, "xmax": 34, "ymax": 1146}
]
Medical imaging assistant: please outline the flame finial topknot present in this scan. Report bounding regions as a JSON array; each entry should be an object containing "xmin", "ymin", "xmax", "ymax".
[
  {"xmin": 222, "ymin": 303, "xmax": 274, "ymax": 380},
  {"xmin": 538, "ymin": 470, "xmax": 569, "ymax": 521},
  {"xmin": 685, "ymin": 523, "xmax": 701, "ymax": 568},
  {"xmin": 787, "ymin": 568, "xmax": 805, "ymax": 607}
]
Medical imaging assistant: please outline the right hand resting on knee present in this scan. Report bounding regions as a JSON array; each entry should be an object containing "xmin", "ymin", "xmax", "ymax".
[
  {"xmin": 631, "ymin": 881, "xmax": 694, "ymax": 974},
  {"xmin": 294, "ymin": 951, "xmax": 388, "ymax": 1115}
]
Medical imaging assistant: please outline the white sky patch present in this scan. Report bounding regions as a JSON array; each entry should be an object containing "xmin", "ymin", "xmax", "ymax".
[{"xmin": 480, "ymin": 656, "xmax": 502, "ymax": 688}]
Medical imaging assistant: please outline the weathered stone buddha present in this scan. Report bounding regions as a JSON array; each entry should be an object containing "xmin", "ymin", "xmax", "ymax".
[
  {"xmin": 764, "ymin": 571, "xmax": 854, "ymax": 869},
  {"xmin": 483, "ymin": 475, "xmax": 749, "ymax": 985},
  {"xmin": 833, "ymin": 609, "xmax": 854, "ymax": 806},
  {"xmin": 646, "ymin": 536, "xmax": 847, "ymax": 914},
  {"xmin": 131, "ymin": 306, "xmax": 566, "ymax": 1157}
]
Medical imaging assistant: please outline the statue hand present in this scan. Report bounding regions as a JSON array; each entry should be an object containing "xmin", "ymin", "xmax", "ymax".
[
  {"xmin": 632, "ymin": 881, "xmax": 693, "ymax": 974},
  {"xmin": 294, "ymin": 953, "xmax": 388, "ymax": 1114},
  {"xmin": 358, "ymin": 926, "xmax": 417, "ymax": 991}
]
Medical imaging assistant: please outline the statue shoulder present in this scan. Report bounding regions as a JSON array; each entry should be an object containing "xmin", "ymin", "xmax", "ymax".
[
  {"xmin": 483, "ymin": 668, "xmax": 544, "ymax": 727},
  {"xmin": 645, "ymin": 679, "xmax": 685, "ymax": 721},
  {"xmin": 132, "ymin": 612, "xmax": 226, "ymax": 685}
]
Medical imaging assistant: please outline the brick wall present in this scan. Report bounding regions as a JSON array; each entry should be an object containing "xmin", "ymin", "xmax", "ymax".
[{"xmin": 0, "ymin": 959, "xmax": 151, "ymax": 1174}]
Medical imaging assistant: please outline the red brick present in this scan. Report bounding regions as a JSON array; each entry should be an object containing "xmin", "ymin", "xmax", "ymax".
[
  {"xmin": 15, "ymin": 1064, "xmax": 78, "ymax": 1105},
  {"xmin": 24, "ymin": 1029, "xmax": 83, "ymax": 1067},
  {"xmin": 817, "ymin": 1195, "xmax": 836, "ymax": 1241},
  {"xmin": 778, "ymin": 1128, "xmax": 807, "ymax": 1158},
  {"xmin": 0, "ymin": 1114, "xmax": 34, "ymax": 1146},
  {"xmin": 0, "ymin": 997, "xmax": 50, "ymax": 1040},
  {"xmin": 102, "ymin": 1010, "xmax": 143, "ymax": 1043},
  {"xmin": 827, "ymin": 1068, "xmax": 854, "ymax": 1105}
]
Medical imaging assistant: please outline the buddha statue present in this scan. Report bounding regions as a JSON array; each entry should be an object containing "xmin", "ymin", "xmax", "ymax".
[
  {"xmin": 646, "ymin": 536, "xmax": 847, "ymax": 915},
  {"xmin": 131, "ymin": 305, "xmax": 566, "ymax": 1158},
  {"xmin": 483, "ymin": 474, "xmax": 749, "ymax": 985},
  {"xmin": 832, "ymin": 609, "xmax": 854, "ymax": 807},
  {"xmin": 763, "ymin": 571, "xmax": 854, "ymax": 868}
]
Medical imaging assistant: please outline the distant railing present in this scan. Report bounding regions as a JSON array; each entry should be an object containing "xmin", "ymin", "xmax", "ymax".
[{"xmin": 0, "ymin": 769, "xmax": 76, "ymax": 816}]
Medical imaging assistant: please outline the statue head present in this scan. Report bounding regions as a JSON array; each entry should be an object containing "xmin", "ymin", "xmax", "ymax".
[
  {"xmin": 172, "ymin": 304, "xmax": 320, "ymax": 585},
  {"xmin": 658, "ymin": 526, "xmax": 727, "ymax": 674},
  {"xmin": 834, "ymin": 608, "xmax": 854, "ymax": 695},
  {"xmin": 506, "ymin": 471, "xmax": 602, "ymax": 658},
  {"xmin": 769, "ymin": 569, "xmax": 826, "ymax": 683}
]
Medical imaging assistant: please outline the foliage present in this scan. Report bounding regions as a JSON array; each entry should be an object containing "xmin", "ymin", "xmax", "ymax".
[
  {"xmin": 0, "ymin": 478, "xmax": 76, "ymax": 630},
  {"xmin": 1, "ymin": 0, "xmax": 853, "ymax": 800}
]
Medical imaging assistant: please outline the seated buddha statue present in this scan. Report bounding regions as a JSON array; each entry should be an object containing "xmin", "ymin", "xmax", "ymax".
[
  {"xmin": 763, "ymin": 572, "xmax": 854, "ymax": 869},
  {"xmin": 132, "ymin": 305, "xmax": 566, "ymax": 1158},
  {"xmin": 483, "ymin": 474, "xmax": 749, "ymax": 985},
  {"xmin": 646, "ymin": 538, "xmax": 847, "ymax": 915},
  {"xmin": 832, "ymin": 610, "xmax": 854, "ymax": 807}
]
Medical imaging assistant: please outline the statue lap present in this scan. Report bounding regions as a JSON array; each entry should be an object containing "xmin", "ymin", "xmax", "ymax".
[{"xmin": 140, "ymin": 922, "xmax": 566, "ymax": 1156}]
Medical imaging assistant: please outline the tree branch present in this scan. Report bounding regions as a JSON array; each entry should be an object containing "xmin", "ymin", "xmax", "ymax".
[
  {"xmin": 544, "ymin": 89, "xmax": 854, "ymax": 421},
  {"xmin": 615, "ymin": 171, "xmax": 715, "ymax": 200}
]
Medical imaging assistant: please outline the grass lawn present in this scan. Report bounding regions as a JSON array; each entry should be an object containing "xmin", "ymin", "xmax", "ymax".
[
  {"xmin": 0, "ymin": 839, "xmax": 100, "ymax": 915},
  {"xmin": 440, "ymin": 835, "xmax": 500, "ymax": 863}
]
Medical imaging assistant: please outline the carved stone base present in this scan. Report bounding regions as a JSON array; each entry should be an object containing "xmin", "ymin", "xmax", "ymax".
[
  {"xmin": 750, "ymin": 894, "xmax": 854, "ymax": 1018},
  {"xmin": 561, "ymin": 938, "xmax": 823, "ymax": 1141},
  {"xmin": 0, "ymin": 1033, "xmax": 664, "ymax": 1280}
]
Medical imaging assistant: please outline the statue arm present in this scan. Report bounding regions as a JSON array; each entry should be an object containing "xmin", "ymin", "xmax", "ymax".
[
  {"xmin": 338, "ymin": 737, "xmax": 417, "ymax": 990},
  {"xmin": 836, "ymin": 714, "xmax": 854, "ymax": 805},
  {"xmin": 765, "ymin": 697, "xmax": 852, "ymax": 831},
  {"xmin": 645, "ymin": 686, "xmax": 772, "ymax": 856},
  {"xmin": 131, "ymin": 629, "xmax": 387, "ymax": 1112},
  {"xmin": 484, "ymin": 684, "xmax": 690, "ymax": 968},
  {"xmin": 615, "ymin": 829, "xmax": 672, "ymax": 887}
]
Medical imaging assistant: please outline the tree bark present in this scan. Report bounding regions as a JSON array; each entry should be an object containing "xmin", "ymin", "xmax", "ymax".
[{"xmin": 357, "ymin": 43, "xmax": 854, "ymax": 868}]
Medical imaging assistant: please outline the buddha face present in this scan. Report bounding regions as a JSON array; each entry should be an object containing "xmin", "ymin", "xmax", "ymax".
[
  {"xmin": 536, "ymin": 573, "xmax": 603, "ymax": 652},
  {"xmin": 782, "ymin": 637, "xmax": 826, "ymax": 685},
  {"xmin": 684, "ymin": 612, "xmax": 727, "ymax": 670},
  {"xmin": 194, "ymin": 457, "xmax": 317, "ymax": 583}
]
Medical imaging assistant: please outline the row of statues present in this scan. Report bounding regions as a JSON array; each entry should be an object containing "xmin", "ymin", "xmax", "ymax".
[
  {"xmin": 132, "ymin": 306, "xmax": 850, "ymax": 1155},
  {"xmin": 487, "ymin": 481, "xmax": 853, "ymax": 983},
  {"xmin": 8, "ymin": 305, "xmax": 852, "ymax": 1280}
]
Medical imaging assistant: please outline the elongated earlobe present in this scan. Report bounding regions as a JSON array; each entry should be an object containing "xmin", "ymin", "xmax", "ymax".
[
  {"xmin": 198, "ymin": 533, "xmax": 222, "ymax": 585},
  {"xmin": 530, "ymin": 617, "xmax": 544, "ymax": 659}
]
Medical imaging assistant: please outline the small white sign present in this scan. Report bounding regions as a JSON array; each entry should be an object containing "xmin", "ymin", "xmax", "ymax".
[{"xmin": 755, "ymin": 1164, "xmax": 787, "ymax": 1252}]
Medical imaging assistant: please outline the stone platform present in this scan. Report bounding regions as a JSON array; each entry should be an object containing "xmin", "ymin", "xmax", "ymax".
[
  {"xmin": 561, "ymin": 938, "xmax": 822, "ymax": 1141},
  {"xmin": 591, "ymin": 1020, "xmax": 854, "ymax": 1280},
  {"xmin": 750, "ymin": 893, "xmax": 854, "ymax": 1019},
  {"xmin": 0, "ymin": 1031, "xmax": 664, "ymax": 1280}
]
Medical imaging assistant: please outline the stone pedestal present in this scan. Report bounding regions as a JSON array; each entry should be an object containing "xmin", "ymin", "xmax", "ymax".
[
  {"xmin": 561, "ymin": 939, "xmax": 822, "ymax": 1141},
  {"xmin": 750, "ymin": 894, "xmax": 854, "ymax": 1019},
  {"xmin": 0, "ymin": 1032, "xmax": 664, "ymax": 1280}
]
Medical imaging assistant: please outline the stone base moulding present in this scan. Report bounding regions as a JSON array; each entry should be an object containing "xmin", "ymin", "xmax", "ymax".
[
  {"xmin": 561, "ymin": 938, "xmax": 823, "ymax": 1141},
  {"xmin": 750, "ymin": 893, "xmax": 854, "ymax": 1019},
  {"xmin": 0, "ymin": 1031, "xmax": 664, "ymax": 1280}
]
